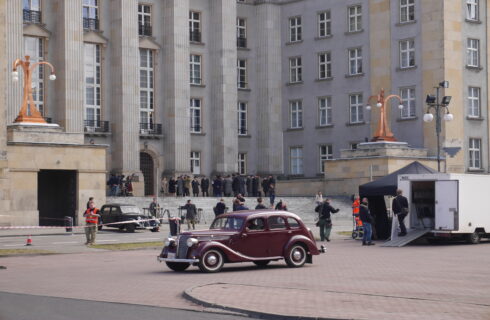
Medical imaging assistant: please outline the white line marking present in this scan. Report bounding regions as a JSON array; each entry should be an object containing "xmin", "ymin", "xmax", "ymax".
[
  {"xmin": 137, "ymin": 238, "xmax": 160, "ymax": 241},
  {"xmin": 3, "ymin": 244, "xmax": 24, "ymax": 247},
  {"xmin": 52, "ymin": 242, "xmax": 78, "ymax": 244}
]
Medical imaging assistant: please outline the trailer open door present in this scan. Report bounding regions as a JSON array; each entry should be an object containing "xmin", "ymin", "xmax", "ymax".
[{"xmin": 435, "ymin": 180, "xmax": 458, "ymax": 231}]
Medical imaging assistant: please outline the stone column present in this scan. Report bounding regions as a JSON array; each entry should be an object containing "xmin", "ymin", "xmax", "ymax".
[
  {"xmin": 162, "ymin": 0, "xmax": 191, "ymax": 176},
  {"xmin": 5, "ymin": 0, "xmax": 23, "ymax": 124},
  {"xmin": 209, "ymin": 0, "xmax": 238, "ymax": 175},
  {"xmin": 110, "ymin": 0, "xmax": 140, "ymax": 175},
  {"xmin": 52, "ymin": 0, "xmax": 84, "ymax": 133},
  {"xmin": 255, "ymin": 3, "xmax": 283, "ymax": 175}
]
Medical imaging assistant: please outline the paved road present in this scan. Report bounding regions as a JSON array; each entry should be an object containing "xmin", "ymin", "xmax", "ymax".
[
  {"xmin": 0, "ymin": 292, "xmax": 254, "ymax": 320},
  {"xmin": 1, "ymin": 240, "xmax": 489, "ymax": 319}
]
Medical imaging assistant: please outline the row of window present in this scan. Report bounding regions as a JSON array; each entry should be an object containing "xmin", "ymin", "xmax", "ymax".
[{"xmin": 189, "ymin": 151, "xmax": 247, "ymax": 176}]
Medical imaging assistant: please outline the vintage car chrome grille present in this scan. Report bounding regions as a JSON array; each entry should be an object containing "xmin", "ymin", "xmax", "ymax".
[{"xmin": 176, "ymin": 235, "xmax": 190, "ymax": 259}]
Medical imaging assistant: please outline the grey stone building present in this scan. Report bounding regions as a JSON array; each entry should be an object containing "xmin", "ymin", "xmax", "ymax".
[{"xmin": 4, "ymin": 0, "xmax": 490, "ymax": 197}]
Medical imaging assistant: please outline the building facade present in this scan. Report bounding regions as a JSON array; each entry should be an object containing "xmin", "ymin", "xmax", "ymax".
[{"xmin": 1, "ymin": 0, "xmax": 489, "ymax": 202}]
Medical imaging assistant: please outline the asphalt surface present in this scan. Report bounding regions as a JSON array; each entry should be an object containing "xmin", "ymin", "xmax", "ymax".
[{"xmin": 0, "ymin": 292, "xmax": 254, "ymax": 320}]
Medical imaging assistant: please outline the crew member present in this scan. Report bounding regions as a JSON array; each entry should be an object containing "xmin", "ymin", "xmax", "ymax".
[{"xmin": 84, "ymin": 203, "xmax": 100, "ymax": 245}]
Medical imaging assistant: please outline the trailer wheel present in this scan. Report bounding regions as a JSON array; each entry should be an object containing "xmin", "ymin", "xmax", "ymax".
[
  {"xmin": 351, "ymin": 231, "xmax": 358, "ymax": 239},
  {"xmin": 466, "ymin": 232, "xmax": 481, "ymax": 244}
]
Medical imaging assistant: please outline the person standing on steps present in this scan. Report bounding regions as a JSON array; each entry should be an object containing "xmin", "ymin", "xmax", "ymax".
[
  {"xmin": 359, "ymin": 198, "xmax": 375, "ymax": 246},
  {"xmin": 392, "ymin": 189, "xmax": 409, "ymax": 236}
]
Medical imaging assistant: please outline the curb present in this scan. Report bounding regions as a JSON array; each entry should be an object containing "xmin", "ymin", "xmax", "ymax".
[{"xmin": 183, "ymin": 282, "xmax": 350, "ymax": 320}]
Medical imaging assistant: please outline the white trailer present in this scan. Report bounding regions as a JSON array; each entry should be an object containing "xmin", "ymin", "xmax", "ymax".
[{"xmin": 384, "ymin": 173, "xmax": 490, "ymax": 246}]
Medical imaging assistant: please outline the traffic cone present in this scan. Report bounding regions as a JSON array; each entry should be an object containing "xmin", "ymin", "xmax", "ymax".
[{"xmin": 25, "ymin": 235, "xmax": 32, "ymax": 246}]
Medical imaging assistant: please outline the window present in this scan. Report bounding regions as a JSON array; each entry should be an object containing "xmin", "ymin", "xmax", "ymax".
[
  {"xmin": 190, "ymin": 54, "xmax": 202, "ymax": 85},
  {"xmin": 348, "ymin": 5, "xmax": 362, "ymax": 32},
  {"xmin": 468, "ymin": 87, "xmax": 480, "ymax": 118},
  {"xmin": 289, "ymin": 57, "xmax": 302, "ymax": 83},
  {"xmin": 23, "ymin": 0, "xmax": 41, "ymax": 23},
  {"xmin": 319, "ymin": 145, "xmax": 333, "ymax": 173},
  {"xmin": 24, "ymin": 37, "xmax": 44, "ymax": 116},
  {"xmin": 247, "ymin": 218, "xmax": 265, "ymax": 231},
  {"xmin": 237, "ymin": 59, "xmax": 247, "ymax": 89},
  {"xmin": 400, "ymin": 0, "xmax": 415, "ymax": 23},
  {"xmin": 189, "ymin": 11, "xmax": 201, "ymax": 42},
  {"xmin": 469, "ymin": 138, "xmax": 481, "ymax": 169},
  {"xmin": 289, "ymin": 16, "xmax": 302, "ymax": 42},
  {"xmin": 467, "ymin": 39, "xmax": 479, "ymax": 67},
  {"xmin": 318, "ymin": 52, "xmax": 332, "ymax": 79},
  {"xmin": 190, "ymin": 98, "xmax": 201, "ymax": 133},
  {"xmin": 190, "ymin": 152, "xmax": 201, "ymax": 175},
  {"xmin": 138, "ymin": 4, "xmax": 152, "ymax": 36},
  {"xmin": 238, "ymin": 102, "xmax": 247, "ymax": 135},
  {"xmin": 83, "ymin": 0, "xmax": 99, "ymax": 30},
  {"xmin": 466, "ymin": 0, "xmax": 479, "ymax": 21},
  {"xmin": 399, "ymin": 87, "xmax": 416, "ymax": 118},
  {"xmin": 348, "ymin": 48, "xmax": 363, "ymax": 75},
  {"xmin": 237, "ymin": 18, "xmax": 247, "ymax": 48},
  {"xmin": 238, "ymin": 153, "xmax": 247, "ymax": 175},
  {"xmin": 290, "ymin": 147, "xmax": 303, "ymax": 175},
  {"xmin": 290, "ymin": 100, "xmax": 303, "ymax": 129},
  {"xmin": 318, "ymin": 97, "xmax": 332, "ymax": 126},
  {"xmin": 286, "ymin": 217, "xmax": 300, "ymax": 229},
  {"xmin": 350, "ymin": 143, "xmax": 358, "ymax": 150},
  {"xmin": 84, "ymin": 43, "xmax": 101, "ymax": 127},
  {"xmin": 400, "ymin": 39, "xmax": 415, "ymax": 68},
  {"xmin": 318, "ymin": 11, "xmax": 331, "ymax": 37},
  {"xmin": 140, "ymin": 49, "xmax": 154, "ymax": 130},
  {"xmin": 349, "ymin": 94, "xmax": 364, "ymax": 124},
  {"xmin": 268, "ymin": 216, "xmax": 287, "ymax": 229}
]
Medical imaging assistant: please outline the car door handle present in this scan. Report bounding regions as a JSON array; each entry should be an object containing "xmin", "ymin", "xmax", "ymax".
[{"xmin": 288, "ymin": 231, "xmax": 292, "ymax": 234}]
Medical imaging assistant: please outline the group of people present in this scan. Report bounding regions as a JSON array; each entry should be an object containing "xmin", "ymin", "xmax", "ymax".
[{"xmin": 107, "ymin": 174, "xmax": 134, "ymax": 197}]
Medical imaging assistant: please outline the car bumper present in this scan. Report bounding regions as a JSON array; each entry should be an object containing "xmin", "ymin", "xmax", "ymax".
[{"xmin": 157, "ymin": 256, "xmax": 199, "ymax": 263}]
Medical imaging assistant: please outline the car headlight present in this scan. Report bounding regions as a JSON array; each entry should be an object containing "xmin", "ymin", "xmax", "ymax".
[
  {"xmin": 165, "ymin": 238, "xmax": 175, "ymax": 247},
  {"xmin": 186, "ymin": 238, "xmax": 198, "ymax": 247}
]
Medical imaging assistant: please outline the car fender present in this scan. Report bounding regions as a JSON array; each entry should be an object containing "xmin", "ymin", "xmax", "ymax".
[
  {"xmin": 284, "ymin": 235, "xmax": 320, "ymax": 256},
  {"xmin": 193, "ymin": 241, "xmax": 252, "ymax": 263}
]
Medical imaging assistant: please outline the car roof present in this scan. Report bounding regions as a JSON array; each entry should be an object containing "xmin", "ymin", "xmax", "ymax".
[
  {"xmin": 219, "ymin": 210, "xmax": 302, "ymax": 220},
  {"xmin": 102, "ymin": 203, "xmax": 138, "ymax": 207}
]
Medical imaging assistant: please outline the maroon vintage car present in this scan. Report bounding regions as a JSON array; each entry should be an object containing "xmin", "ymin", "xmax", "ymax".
[{"xmin": 157, "ymin": 210, "xmax": 323, "ymax": 273}]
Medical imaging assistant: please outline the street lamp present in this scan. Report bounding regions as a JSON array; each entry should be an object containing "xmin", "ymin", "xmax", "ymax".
[
  {"xmin": 365, "ymin": 89, "xmax": 404, "ymax": 141},
  {"xmin": 423, "ymin": 81, "xmax": 453, "ymax": 172}
]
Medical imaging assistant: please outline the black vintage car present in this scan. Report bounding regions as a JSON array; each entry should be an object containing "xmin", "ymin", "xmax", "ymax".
[{"xmin": 99, "ymin": 203, "xmax": 160, "ymax": 232}]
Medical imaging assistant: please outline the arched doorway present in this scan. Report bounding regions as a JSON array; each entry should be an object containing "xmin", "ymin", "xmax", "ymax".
[{"xmin": 140, "ymin": 152, "xmax": 154, "ymax": 196}]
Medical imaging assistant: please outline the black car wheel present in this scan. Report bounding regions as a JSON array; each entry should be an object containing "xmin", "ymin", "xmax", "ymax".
[
  {"xmin": 198, "ymin": 249, "xmax": 224, "ymax": 273},
  {"xmin": 125, "ymin": 224, "xmax": 136, "ymax": 233},
  {"xmin": 285, "ymin": 244, "xmax": 307, "ymax": 268},
  {"xmin": 98, "ymin": 219, "xmax": 103, "ymax": 231},
  {"xmin": 253, "ymin": 260, "xmax": 270, "ymax": 267},
  {"xmin": 166, "ymin": 262, "xmax": 190, "ymax": 272},
  {"xmin": 151, "ymin": 227, "xmax": 160, "ymax": 232}
]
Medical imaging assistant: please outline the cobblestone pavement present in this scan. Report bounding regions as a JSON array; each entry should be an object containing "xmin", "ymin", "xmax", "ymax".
[{"xmin": 1, "ymin": 239, "xmax": 489, "ymax": 319}]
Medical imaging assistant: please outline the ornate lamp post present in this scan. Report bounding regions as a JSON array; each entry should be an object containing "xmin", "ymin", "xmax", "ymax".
[
  {"xmin": 423, "ymin": 81, "xmax": 453, "ymax": 172},
  {"xmin": 11, "ymin": 55, "xmax": 56, "ymax": 123},
  {"xmin": 365, "ymin": 89, "xmax": 404, "ymax": 141}
]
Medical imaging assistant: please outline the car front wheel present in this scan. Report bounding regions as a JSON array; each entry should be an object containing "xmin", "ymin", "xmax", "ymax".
[
  {"xmin": 198, "ymin": 249, "xmax": 224, "ymax": 273},
  {"xmin": 125, "ymin": 224, "xmax": 136, "ymax": 233},
  {"xmin": 166, "ymin": 262, "xmax": 190, "ymax": 272},
  {"xmin": 285, "ymin": 244, "xmax": 307, "ymax": 268}
]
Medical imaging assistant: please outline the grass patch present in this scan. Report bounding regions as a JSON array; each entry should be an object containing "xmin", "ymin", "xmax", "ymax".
[
  {"xmin": 0, "ymin": 249, "xmax": 56, "ymax": 257},
  {"xmin": 337, "ymin": 231, "xmax": 353, "ymax": 236},
  {"xmin": 89, "ymin": 241, "xmax": 163, "ymax": 251}
]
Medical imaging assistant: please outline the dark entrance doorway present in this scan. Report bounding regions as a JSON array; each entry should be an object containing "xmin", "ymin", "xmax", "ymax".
[
  {"xmin": 140, "ymin": 152, "xmax": 154, "ymax": 196},
  {"xmin": 38, "ymin": 170, "xmax": 77, "ymax": 226}
]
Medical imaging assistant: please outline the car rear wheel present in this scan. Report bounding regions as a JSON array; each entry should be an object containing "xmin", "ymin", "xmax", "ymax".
[
  {"xmin": 285, "ymin": 244, "xmax": 307, "ymax": 268},
  {"xmin": 198, "ymin": 249, "xmax": 224, "ymax": 273},
  {"xmin": 125, "ymin": 224, "xmax": 136, "ymax": 233},
  {"xmin": 253, "ymin": 260, "xmax": 270, "ymax": 267},
  {"xmin": 97, "ymin": 219, "xmax": 103, "ymax": 231},
  {"xmin": 166, "ymin": 262, "xmax": 190, "ymax": 272}
]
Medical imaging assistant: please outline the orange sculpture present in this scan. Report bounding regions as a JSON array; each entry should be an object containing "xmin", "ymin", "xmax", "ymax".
[
  {"xmin": 11, "ymin": 55, "xmax": 56, "ymax": 123},
  {"xmin": 366, "ymin": 89, "xmax": 404, "ymax": 142}
]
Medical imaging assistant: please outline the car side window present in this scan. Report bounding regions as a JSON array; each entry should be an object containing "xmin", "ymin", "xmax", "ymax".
[
  {"xmin": 102, "ymin": 207, "xmax": 111, "ymax": 215},
  {"xmin": 287, "ymin": 217, "xmax": 300, "ymax": 229},
  {"xmin": 247, "ymin": 218, "xmax": 265, "ymax": 231},
  {"xmin": 268, "ymin": 216, "xmax": 287, "ymax": 230}
]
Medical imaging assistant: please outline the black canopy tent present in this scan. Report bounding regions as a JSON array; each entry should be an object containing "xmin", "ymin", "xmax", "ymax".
[{"xmin": 358, "ymin": 161, "xmax": 437, "ymax": 239}]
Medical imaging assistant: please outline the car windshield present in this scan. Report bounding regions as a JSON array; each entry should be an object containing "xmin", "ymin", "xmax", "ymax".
[
  {"xmin": 120, "ymin": 206, "xmax": 142, "ymax": 214},
  {"xmin": 210, "ymin": 216, "xmax": 244, "ymax": 231}
]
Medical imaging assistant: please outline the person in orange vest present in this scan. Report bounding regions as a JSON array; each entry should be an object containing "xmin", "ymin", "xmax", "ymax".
[
  {"xmin": 84, "ymin": 202, "xmax": 100, "ymax": 245},
  {"xmin": 352, "ymin": 194, "xmax": 362, "ymax": 228}
]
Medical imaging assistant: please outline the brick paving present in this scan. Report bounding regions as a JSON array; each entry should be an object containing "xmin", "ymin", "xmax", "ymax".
[{"xmin": 0, "ymin": 239, "xmax": 489, "ymax": 319}]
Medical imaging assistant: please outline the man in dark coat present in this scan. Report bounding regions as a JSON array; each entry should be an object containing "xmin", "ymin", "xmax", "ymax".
[
  {"xmin": 252, "ymin": 176, "xmax": 259, "ymax": 197},
  {"xmin": 238, "ymin": 175, "xmax": 246, "ymax": 196},
  {"xmin": 359, "ymin": 198, "xmax": 375, "ymax": 246},
  {"xmin": 255, "ymin": 197, "xmax": 267, "ymax": 210},
  {"xmin": 318, "ymin": 198, "xmax": 339, "ymax": 242},
  {"xmin": 392, "ymin": 189, "xmax": 409, "ymax": 236},
  {"xmin": 214, "ymin": 198, "xmax": 227, "ymax": 216},
  {"xmin": 246, "ymin": 175, "xmax": 253, "ymax": 196},
  {"xmin": 191, "ymin": 178, "xmax": 200, "ymax": 197},
  {"xmin": 223, "ymin": 176, "xmax": 233, "ymax": 197},
  {"xmin": 261, "ymin": 177, "xmax": 269, "ymax": 196},
  {"xmin": 200, "ymin": 177, "xmax": 209, "ymax": 197},
  {"xmin": 232, "ymin": 174, "xmax": 240, "ymax": 196},
  {"xmin": 168, "ymin": 177, "xmax": 176, "ymax": 196},
  {"xmin": 184, "ymin": 199, "xmax": 197, "ymax": 230},
  {"xmin": 212, "ymin": 176, "xmax": 222, "ymax": 197}
]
